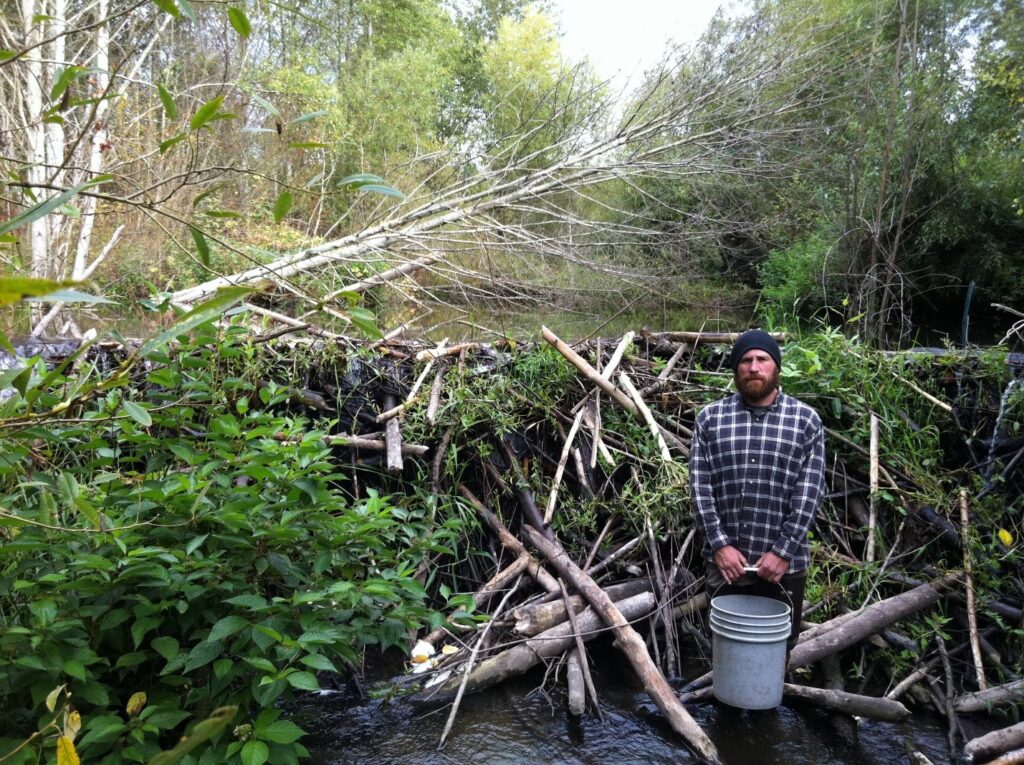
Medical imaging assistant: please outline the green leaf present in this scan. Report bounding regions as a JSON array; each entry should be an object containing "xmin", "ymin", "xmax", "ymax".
[
  {"xmin": 151, "ymin": 636, "xmax": 180, "ymax": 660},
  {"xmin": 357, "ymin": 183, "xmax": 404, "ymax": 199},
  {"xmin": 0, "ymin": 277, "xmax": 77, "ymax": 306},
  {"xmin": 287, "ymin": 110, "xmax": 328, "ymax": 125},
  {"xmin": 140, "ymin": 286, "xmax": 253, "ymax": 358},
  {"xmin": 0, "ymin": 50, "xmax": 17, "ymax": 62},
  {"xmin": 183, "ymin": 640, "xmax": 222, "ymax": 673},
  {"xmin": 50, "ymin": 65, "xmax": 85, "ymax": 102},
  {"xmin": 157, "ymin": 84, "xmax": 178, "ymax": 120},
  {"xmin": 299, "ymin": 654, "xmax": 338, "ymax": 673},
  {"xmin": 224, "ymin": 593, "xmax": 269, "ymax": 611},
  {"xmin": 146, "ymin": 706, "xmax": 236, "ymax": 765},
  {"xmin": 63, "ymin": 659, "xmax": 87, "ymax": 680},
  {"xmin": 272, "ymin": 191, "xmax": 292, "ymax": 224},
  {"xmin": 203, "ymin": 210, "xmax": 241, "ymax": 219},
  {"xmin": 285, "ymin": 671, "xmax": 319, "ymax": 691},
  {"xmin": 131, "ymin": 616, "xmax": 160, "ymax": 649},
  {"xmin": 227, "ymin": 7, "xmax": 251, "ymax": 38},
  {"xmin": 248, "ymin": 93, "xmax": 279, "ymax": 117},
  {"xmin": 287, "ymin": 142, "xmax": 328, "ymax": 150},
  {"xmin": 190, "ymin": 96, "xmax": 225, "ymax": 131},
  {"xmin": 241, "ymin": 740, "xmax": 268, "ymax": 765},
  {"xmin": 159, "ymin": 133, "xmax": 187, "ymax": 154},
  {"xmin": 24, "ymin": 288, "xmax": 114, "ymax": 304},
  {"xmin": 208, "ymin": 615, "xmax": 248, "ymax": 642},
  {"xmin": 122, "ymin": 400, "xmax": 152, "ymax": 427},
  {"xmin": 143, "ymin": 709, "xmax": 191, "ymax": 729},
  {"xmin": 176, "ymin": 0, "xmax": 197, "ymax": 20},
  {"xmin": 190, "ymin": 226, "xmax": 210, "ymax": 266},
  {"xmin": 256, "ymin": 719, "xmax": 304, "ymax": 745},
  {"xmin": 338, "ymin": 173, "xmax": 385, "ymax": 188},
  {"xmin": 152, "ymin": 0, "xmax": 180, "ymax": 17},
  {"xmin": 184, "ymin": 533, "xmax": 208, "ymax": 556},
  {"xmin": 0, "ymin": 176, "xmax": 109, "ymax": 238},
  {"xmin": 348, "ymin": 307, "xmax": 383, "ymax": 339}
]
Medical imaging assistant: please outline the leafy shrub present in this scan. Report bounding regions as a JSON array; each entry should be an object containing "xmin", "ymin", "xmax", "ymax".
[{"xmin": 0, "ymin": 326, "xmax": 465, "ymax": 764}]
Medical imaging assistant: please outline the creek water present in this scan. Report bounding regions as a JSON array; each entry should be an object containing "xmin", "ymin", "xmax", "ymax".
[{"xmin": 295, "ymin": 660, "xmax": 972, "ymax": 765}]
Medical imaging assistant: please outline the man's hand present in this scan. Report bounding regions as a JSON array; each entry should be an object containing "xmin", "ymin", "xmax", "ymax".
[
  {"xmin": 753, "ymin": 551, "xmax": 789, "ymax": 583},
  {"xmin": 713, "ymin": 545, "xmax": 749, "ymax": 583}
]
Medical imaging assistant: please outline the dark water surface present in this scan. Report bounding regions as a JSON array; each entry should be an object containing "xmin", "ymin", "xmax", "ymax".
[{"xmin": 296, "ymin": 671, "xmax": 966, "ymax": 765}]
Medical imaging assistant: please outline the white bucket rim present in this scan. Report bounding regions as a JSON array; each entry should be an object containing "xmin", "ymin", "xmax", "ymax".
[
  {"xmin": 710, "ymin": 620, "xmax": 790, "ymax": 643},
  {"xmin": 711, "ymin": 593, "xmax": 791, "ymax": 620}
]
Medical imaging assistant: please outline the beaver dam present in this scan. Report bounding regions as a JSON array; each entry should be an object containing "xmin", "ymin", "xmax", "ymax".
[{"xmin": 1, "ymin": 325, "xmax": 1022, "ymax": 765}]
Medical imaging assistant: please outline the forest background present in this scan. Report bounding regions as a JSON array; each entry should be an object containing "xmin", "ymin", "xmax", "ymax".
[
  {"xmin": 2, "ymin": 2, "xmax": 1024, "ymax": 764},
  {"xmin": 1, "ymin": 0, "xmax": 1022, "ymax": 347}
]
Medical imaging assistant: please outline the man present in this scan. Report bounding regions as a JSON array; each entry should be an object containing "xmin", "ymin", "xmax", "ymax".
[{"xmin": 689, "ymin": 329, "xmax": 825, "ymax": 650}]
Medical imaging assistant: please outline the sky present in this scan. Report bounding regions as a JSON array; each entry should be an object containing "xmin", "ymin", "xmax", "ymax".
[{"xmin": 549, "ymin": 0, "xmax": 730, "ymax": 86}]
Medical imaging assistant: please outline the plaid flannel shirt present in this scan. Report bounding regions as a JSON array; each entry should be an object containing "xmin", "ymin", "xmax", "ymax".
[{"xmin": 690, "ymin": 390, "xmax": 825, "ymax": 573}]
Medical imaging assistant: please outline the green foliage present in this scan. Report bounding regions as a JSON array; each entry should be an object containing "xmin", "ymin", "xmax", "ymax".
[
  {"xmin": 0, "ymin": 323, "xmax": 464, "ymax": 764},
  {"xmin": 758, "ymin": 230, "xmax": 838, "ymax": 321}
]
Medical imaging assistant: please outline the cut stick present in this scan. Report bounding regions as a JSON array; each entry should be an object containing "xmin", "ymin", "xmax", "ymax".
[
  {"xmin": 383, "ymin": 396, "xmax": 404, "ymax": 474},
  {"xmin": 376, "ymin": 360, "xmax": 434, "ymax": 423},
  {"xmin": 961, "ymin": 488, "xmax": 988, "ymax": 691},
  {"xmin": 619, "ymin": 371, "xmax": 672, "ymax": 462},
  {"xmin": 567, "ymin": 648, "xmax": 586, "ymax": 716},
  {"xmin": 437, "ymin": 577, "xmax": 521, "ymax": 750},
  {"xmin": 544, "ymin": 408, "xmax": 586, "ymax": 524},
  {"xmin": 523, "ymin": 525, "xmax": 720, "ymax": 764},
  {"xmin": 426, "ymin": 366, "xmax": 445, "ymax": 424},
  {"xmin": 867, "ymin": 412, "xmax": 879, "ymax": 562},
  {"xmin": 558, "ymin": 578, "xmax": 603, "ymax": 721}
]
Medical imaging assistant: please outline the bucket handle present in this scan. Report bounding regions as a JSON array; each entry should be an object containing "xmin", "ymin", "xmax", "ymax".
[{"xmin": 711, "ymin": 567, "xmax": 795, "ymax": 612}]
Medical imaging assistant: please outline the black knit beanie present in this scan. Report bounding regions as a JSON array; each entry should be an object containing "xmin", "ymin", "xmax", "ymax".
[{"xmin": 728, "ymin": 329, "xmax": 782, "ymax": 371}]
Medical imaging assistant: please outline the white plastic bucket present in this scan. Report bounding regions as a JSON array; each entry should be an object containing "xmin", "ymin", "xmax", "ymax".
[{"xmin": 710, "ymin": 593, "xmax": 791, "ymax": 709}]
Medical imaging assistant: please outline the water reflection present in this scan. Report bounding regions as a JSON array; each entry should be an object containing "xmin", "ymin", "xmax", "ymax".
[{"xmin": 297, "ymin": 672, "xmax": 955, "ymax": 765}]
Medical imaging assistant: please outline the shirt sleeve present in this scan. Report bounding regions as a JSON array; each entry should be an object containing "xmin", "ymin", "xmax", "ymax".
[
  {"xmin": 771, "ymin": 412, "xmax": 826, "ymax": 562},
  {"xmin": 690, "ymin": 408, "xmax": 731, "ymax": 553}
]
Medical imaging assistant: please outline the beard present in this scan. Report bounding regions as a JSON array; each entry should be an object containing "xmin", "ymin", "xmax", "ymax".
[{"xmin": 736, "ymin": 367, "xmax": 780, "ymax": 402}]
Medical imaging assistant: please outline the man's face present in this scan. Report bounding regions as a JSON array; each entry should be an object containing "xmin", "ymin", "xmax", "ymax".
[{"xmin": 735, "ymin": 349, "xmax": 779, "ymax": 401}]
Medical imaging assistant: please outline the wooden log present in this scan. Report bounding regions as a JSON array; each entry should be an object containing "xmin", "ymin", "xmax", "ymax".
[
  {"xmin": 788, "ymin": 574, "xmax": 959, "ymax": 670},
  {"xmin": 567, "ymin": 648, "xmax": 586, "ymax": 716},
  {"xmin": 522, "ymin": 525, "xmax": 721, "ymax": 764},
  {"xmin": 559, "ymin": 578, "xmax": 602, "ymax": 721},
  {"xmin": 513, "ymin": 579, "xmax": 652, "ymax": 636},
  {"xmin": 782, "ymin": 684, "xmax": 911, "ymax": 722},
  {"xmin": 975, "ymin": 748, "xmax": 1024, "ymax": 765},
  {"xmin": 955, "ymin": 680, "xmax": 1024, "ymax": 714},
  {"xmin": 413, "ymin": 591, "xmax": 657, "ymax": 703},
  {"xmin": 965, "ymin": 722, "xmax": 1024, "ymax": 763}
]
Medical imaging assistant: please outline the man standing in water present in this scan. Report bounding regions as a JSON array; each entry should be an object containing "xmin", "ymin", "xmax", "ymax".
[{"xmin": 689, "ymin": 329, "xmax": 826, "ymax": 650}]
